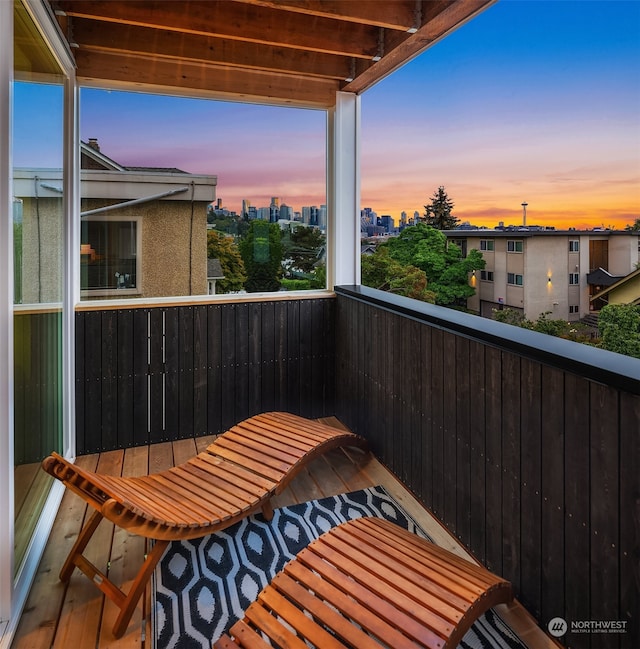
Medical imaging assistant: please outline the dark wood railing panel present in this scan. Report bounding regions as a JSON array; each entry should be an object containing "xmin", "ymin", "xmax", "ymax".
[
  {"xmin": 75, "ymin": 297, "xmax": 335, "ymax": 454},
  {"xmin": 334, "ymin": 285, "xmax": 640, "ymax": 649}
]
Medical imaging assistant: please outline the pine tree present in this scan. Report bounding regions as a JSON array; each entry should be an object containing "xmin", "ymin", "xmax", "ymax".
[{"xmin": 423, "ymin": 186, "xmax": 458, "ymax": 230}]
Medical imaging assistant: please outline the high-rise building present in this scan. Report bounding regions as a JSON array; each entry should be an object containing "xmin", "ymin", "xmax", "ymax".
[
  {"xmin": 318, "ymin": 204, "xmax": 327, "ymax": 231},
  {"xmin": 269, "ymin": 197, "xmax": 280, "ymax": 222},
  {"xmin": 279, "ymin": 203, "xmax": 293, "ymax": 220}
]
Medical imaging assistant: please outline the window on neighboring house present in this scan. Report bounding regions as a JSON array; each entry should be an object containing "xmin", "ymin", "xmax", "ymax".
[
  {"xmin": 569, "ymin": 240, "xmax": 579, "ymax": 252},
  {"xmin": 507, "ymin": 240, "xmax": 523, "ymax": 253},
  {"xmin": 479, "ymin": 240, "xmax": 494, "ymax": 251},
  {"xmin": 480, "ymin": 270, "xmax": 494, "ymax": 281},
  {"xmin": 507, "ymin": 272, "xmax": 523, "ymax": 286},
  {"xmin": 569, "ymin": 305, "xmax": 580, "ymax": 314},
  {"xmin": 81, "ymin": 217, "xmax": 141, "ymax": 295},
  {"xmin": 569, "ymin": 273, "xmax": 580, "ymax": 285}
]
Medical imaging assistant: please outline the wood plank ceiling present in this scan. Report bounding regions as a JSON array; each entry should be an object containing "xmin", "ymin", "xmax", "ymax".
[{"xmin": 49, "ymin": 0, "xmax": 495, "ymax": 107}]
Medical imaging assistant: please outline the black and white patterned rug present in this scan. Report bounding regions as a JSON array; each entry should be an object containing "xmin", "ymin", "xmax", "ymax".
[{"xmin": 152, "ymin": 485, "xmax": 528, "ymax": 649}]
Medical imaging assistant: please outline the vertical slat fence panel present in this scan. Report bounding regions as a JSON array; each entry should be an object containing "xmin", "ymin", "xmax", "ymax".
[
  {"xmin": 260, "ymin": 300, "xmax": 276, "ymax": 412},
  {"xmin": 100, "ymin": 309, "xmax": 118, "ymax": 450},
  {"xmin": 148, "ymin": 308, "xmax": 165, "ymax": 443},
  {"xmin": 520, "ymin": 357, "xmax": 542, "ymax": 620},
  {"xmin": 193, "ymin": 305, "xmax": 209, "ymax": 436},
  {"xmin": 430, "ymin": 327, "xmax": 444, "ymax": 519},
  {"xmin": 590, "ymin": 384, "xmax": 620, "ymax": 649},
  {"xmin": 419, "ymin": 323, "xmax": 433, "ymax": 510},
  {"xmin": 220, "ymin": 303, "xmax": 237, "ymax": 430},
  {"xmin": 116, "ymin": 310, "xmax": 134, "ymax": 449},
  {"xmin": 177, "ymin": 306, "xmax": 195, "ymax": 440},
  {"xmin": 442, "ymin": 331, "xmax": 458, "ymax": 530},
  {"xmin": 540, "ymin": 365, "xmax": 565, "ymax": 627},
  {"xmin": 484, "ymin": 346, "xmax": 503, "ymax": 576},
  {"xmin": 298, "ymin": 299, "xmax": 313, "ymax": 418},
  {"xmin": 207, "ymin": 304, "xmax": 222, "ymax": 435},
  {"xmin": 564, "ymin": 373, "xmax": 591, "ymax": 640},
  {"xmin": 619, "ymin": 392, "xmax": 640, "ymax": 645},
  {"xmin": 247, "ymin": 302, "xmax": 262, "ymax": 416},
  {"xmin": 468, "ymin": 339, "xmax": 486, "ymax": 563},
  {"xmin": 234, "ymin": 303, "xmax": 249, "ymax": 423},
  {"xmin": 273, "ymin": 300, "xmax": 287, "ymax": 412},
  {"xmin": 76, "ymin": 296, "xmax": 335, "ymax": 451},
  {"xmin": 164, "ymin": 307, "xmax": 180, "ymax": 438},
  {"xmin": 501, "ymin": 352, "xmax": 521, "ymax": 593},
  {"xmin": 334, "ymin": 288, "xmax": 639, "ymax": 649},
  {"xmin": 286, "ymin": 299, "xmax": 301, "ymax": 414},
  {"xmin": 131, "ymin": 308, "xmax": 149, "ymax": 446},
  {"xmin": 455, "ymin": 335, "xmax": 471, "ymax": 547}
]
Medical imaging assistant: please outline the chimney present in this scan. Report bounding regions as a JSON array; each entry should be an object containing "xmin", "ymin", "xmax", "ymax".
[{"xmin": 87, "ymin": 138, "xmax": 100, "ymax": 152}]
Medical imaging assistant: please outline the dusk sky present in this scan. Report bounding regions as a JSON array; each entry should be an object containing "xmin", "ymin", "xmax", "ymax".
[{"xmin": 15, "ymin": 1, "xmax": 640, "ymax": 230}]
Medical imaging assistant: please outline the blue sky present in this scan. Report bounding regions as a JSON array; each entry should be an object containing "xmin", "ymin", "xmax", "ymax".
[{"xmin": 14, "ymin": 0, "xmax": 640, "ymax": 229}]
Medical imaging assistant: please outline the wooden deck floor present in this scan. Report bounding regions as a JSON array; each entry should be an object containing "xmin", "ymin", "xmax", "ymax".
[{"xmin": 11, "ymin": 418, "xmax": 557, "ymax": 649}]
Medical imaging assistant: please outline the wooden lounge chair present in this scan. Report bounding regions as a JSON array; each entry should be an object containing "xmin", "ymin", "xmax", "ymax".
[
  {"xmin": 41, "ymin": 411, "xmax": 367, "ymax": 638},
  {"xmin": 215, "ymin": 516, "xmax": 513, "ymax": 649}
]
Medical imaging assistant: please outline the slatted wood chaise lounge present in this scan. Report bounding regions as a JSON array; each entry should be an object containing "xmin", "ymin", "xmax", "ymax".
[
  {"xmin": 41, "ymin": 411, "xmax": 367, "ymax": 638},
  {"xmin": 215, "ymin": 517, "xmax": 513, "ymax": 649}
]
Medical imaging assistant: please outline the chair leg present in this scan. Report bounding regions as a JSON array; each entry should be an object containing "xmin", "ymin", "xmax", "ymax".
[
  {"xmin": 60, "ymin": 508, "xmax": 170, "ymax": 638},
  {"xmin": 60, "ymin": 509, "xmax": 103, "ymax": 581},
  {"xmin": 261, "ymin": 499, "xmax": 274, "ymax": 521},
  {"xmin": 112, "ymin": 539, "xmax": 169, "ymax": 638}
]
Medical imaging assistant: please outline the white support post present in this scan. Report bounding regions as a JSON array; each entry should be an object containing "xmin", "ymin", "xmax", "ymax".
[
  {"xmin": 327, "ymin": 91, "xmax": 361, "ymax": 288},
  {"xmin": 63, "ymin": 73, "xmax": 79, "ymax": 458},
  {"xmin": 0, "ymin": 0, "xmax": 14, "ymax": 637}
]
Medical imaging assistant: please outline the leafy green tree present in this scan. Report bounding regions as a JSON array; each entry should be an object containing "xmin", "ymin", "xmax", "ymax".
[
  {"xmin": 239, "ymin": 220, "xmax": 283, "ymax": 292},
  {"xmin": 624, "ymin": 218, "xmax": 640, "ymax": 232},
  {"xmin": 423, "ymin": 186, "xmax": 459, "ymax": 230},
  {"xmin": 206, "ymin": 230, "xmax": 246, "ymax": 293},
  {"xmin": 382, "ymin": 223, "xmax": 484, "ymax": 307},
  {"xmin": 598, "ymin": 303, "xmax": 640, "ymax": 358},
  {"xmin": 207, "ymin": 213, "xmax": 249, "ymax": 238},
  {"xmin": 282, "ymin": 226, "xmax": 325, "ymax": 275},
  {"xmin": 493, "ymin": 308, "xmax": 595, "ymax": 345},
  {"xmin": 361, "ymin": 247, "xmax": 436, "ymax": 303}
]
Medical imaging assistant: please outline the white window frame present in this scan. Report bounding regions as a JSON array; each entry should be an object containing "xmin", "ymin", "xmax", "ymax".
[
  {"xmin": 569, "ymin": 239, "xmax": 579, "ymax": 252},
  {"xmin": 569, "ymin": 273, "xmax": 580, "ymax": 285},
  {"xmin": 80, "ymin": 215, "xmax": 142, "ymax": 298},
  {"xmin": 480, "ymin": 270, "xmax": 494, "ymax": 281},
  {"xmin": 479, "ymin": 239, "xmax": 494, "ymax": 251},
  {"xmin": 507, "ymin": 272, "xmax": 524, "ymax": 286},
  {"xmin": 1, "ymin": 1, "xmax": 77, "ymax": 643}
]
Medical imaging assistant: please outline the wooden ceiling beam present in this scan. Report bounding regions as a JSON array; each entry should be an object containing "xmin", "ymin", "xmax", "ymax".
[
  {"xmin": 343, "ymin": 0, "xmax": 495, "ymax": 94},
  {"xmin": 233, "ymin": 0, "xmax": 418, "ymax": 31},
  {"xmin": 58, "ymin": 0, "xmax": 380, "ymax": 58},
  {"xmin": 73, "ymin": 49, "xmax": 340, "ymax": 107},
  {"xmin": 70, "ymin": 17, "xmax": 354, "ymax": 81}
]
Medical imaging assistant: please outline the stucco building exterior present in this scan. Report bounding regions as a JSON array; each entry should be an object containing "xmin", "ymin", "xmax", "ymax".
[
  {"xmin": 13, "ymin": 140, "xmax": 217, "ymax": 302},
  {"xmin": 446, "ymin": 229, "xmax": 640, "ymax": 321}
]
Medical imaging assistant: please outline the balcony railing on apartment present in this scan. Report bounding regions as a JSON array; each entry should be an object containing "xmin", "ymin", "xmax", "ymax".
[{"xmin": 17, "ymin": 288, "xmax": 639, "ymax": 648}]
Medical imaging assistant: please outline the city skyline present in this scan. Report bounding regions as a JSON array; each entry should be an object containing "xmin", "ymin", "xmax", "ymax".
[{"xmin": 14, "ymin": 1, "xmax": 640, "ymax": 231}]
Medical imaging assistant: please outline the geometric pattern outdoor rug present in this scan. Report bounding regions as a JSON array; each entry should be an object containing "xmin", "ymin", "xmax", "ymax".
[{"xmin": 152, "ymin": 485, "xmax": 528, "ymax": 649}]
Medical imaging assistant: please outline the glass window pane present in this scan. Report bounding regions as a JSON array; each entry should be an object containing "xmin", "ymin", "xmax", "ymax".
[
  {"xmin": 80, "ymin": 89, "xmax": 327, "ymax": 299},
  {"xmin": 12, "ymin": 1, "xmax": 65, "ymax": 575}
]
